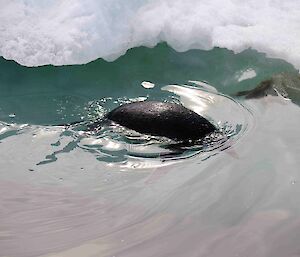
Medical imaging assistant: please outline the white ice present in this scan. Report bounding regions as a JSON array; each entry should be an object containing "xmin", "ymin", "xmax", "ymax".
[{"xmin": 1, "ymin": 0, "xmax": 300, "ymax": 68}]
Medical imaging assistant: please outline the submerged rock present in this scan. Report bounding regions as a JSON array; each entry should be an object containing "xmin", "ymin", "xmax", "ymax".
[
  {"xmin": 106, "ymin": 101, "xmax": 216, "ymax": 141},
  {"xmin": 236, "ymin": 72, "xmax": 300, "ymax": 105}
]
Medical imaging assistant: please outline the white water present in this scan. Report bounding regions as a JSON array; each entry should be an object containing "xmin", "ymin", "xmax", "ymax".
[{"xmin": 1, "ymin": 0, "xmax": 300, "ymax": 68}]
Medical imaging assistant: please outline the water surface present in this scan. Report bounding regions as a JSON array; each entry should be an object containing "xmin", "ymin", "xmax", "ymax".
[{"xmin": 0, "ymin": 45, "xmax": 300, "ymax": 257}]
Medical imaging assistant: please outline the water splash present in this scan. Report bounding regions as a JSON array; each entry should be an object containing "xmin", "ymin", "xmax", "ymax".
[
  {"xmin": 2, "ymin": 0, "xmax": 300, "ymax": 69},
  {"xmin": 28, "ymin": 84, "xmax": 252, "ymax": 170}
]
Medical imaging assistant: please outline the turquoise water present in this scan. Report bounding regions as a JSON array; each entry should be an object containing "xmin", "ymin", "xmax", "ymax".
[
  {"xmin": 0, "ymin": 44, "xmax": 294, "ymax": 125},
  {"xmin": 1, "ymin": 44, "xmax": 300, "ymax": 257}
]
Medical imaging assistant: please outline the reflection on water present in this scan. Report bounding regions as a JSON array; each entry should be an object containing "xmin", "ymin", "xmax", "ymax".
[
  {"xmin": 1, "ymin": 46, "xmax": 300, "ymax": 257},
  {"xmin": 1, "ymin": 92, "xmax": 300, "ymax": 257},
  {"xmin": 27, "ymin": 84, "xmax": 251, "ymax": 169}
]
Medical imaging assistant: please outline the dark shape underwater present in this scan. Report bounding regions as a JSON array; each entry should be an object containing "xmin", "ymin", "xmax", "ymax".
[
  {"xmin": 105, "ymin": 101, "xmax": 216, "ymax": 141},
  {"xmin": 235, "ymin": 72, "xmax": 300, "ymax": 105}
]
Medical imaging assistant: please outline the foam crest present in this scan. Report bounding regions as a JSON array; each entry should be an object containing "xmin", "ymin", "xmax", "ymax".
[{"xmin": 1, "ymin": 0, "xmax": 300, "ymax": 68}]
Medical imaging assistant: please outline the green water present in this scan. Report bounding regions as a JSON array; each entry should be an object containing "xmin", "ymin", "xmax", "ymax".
[
  {"xmin": 0, "ymin": 44, "xmax": 295, "ymax": 125},
  {"xmin": 1, "ymin": 44, "xmax": 300, "ymax": 257}
]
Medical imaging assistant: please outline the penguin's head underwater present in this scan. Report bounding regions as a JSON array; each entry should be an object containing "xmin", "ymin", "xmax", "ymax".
[{"xmin": 105, "ymin": 101, "xmax": 216, "ymax": 142}]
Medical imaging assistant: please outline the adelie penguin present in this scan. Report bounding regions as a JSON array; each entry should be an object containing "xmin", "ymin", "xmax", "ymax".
[{"xmin": 100, "ymin": 101, "xmax": 216, "ymax": 142}]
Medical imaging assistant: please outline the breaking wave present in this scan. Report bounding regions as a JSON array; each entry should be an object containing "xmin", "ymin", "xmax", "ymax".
[{"xmin": 1, "ymin": 0, "xmax": 300, "ymax": 68}]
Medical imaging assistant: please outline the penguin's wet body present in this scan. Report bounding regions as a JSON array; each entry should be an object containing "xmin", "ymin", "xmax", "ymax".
[{"xmin": 104, "ymin": 101, "xmax": 216, "ymax": 141}]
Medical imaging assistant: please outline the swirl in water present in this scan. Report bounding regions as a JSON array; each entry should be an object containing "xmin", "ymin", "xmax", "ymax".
[
  {"xmin": 0, "ymin": 82, "xmax": 252, "ymax": 170},
  {"xmin": 42, "ymin": 82, "xmax": 252, "ymax": 170}
]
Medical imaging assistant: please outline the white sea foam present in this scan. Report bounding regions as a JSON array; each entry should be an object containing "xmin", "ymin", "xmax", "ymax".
[{"xmin": 1, "ymin": 0, "xmax": 300, "ymax": 68}]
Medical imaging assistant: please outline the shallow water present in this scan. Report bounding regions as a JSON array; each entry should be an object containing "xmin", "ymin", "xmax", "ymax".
[{"xmin": 1, "ymin": 45, "xmax": 300, "ymax": 257}]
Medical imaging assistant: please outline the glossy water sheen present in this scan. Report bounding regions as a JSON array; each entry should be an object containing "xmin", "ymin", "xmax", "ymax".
[{"xmin": 0, "ymin": 45, "xmax": 300, "ymax": 257}]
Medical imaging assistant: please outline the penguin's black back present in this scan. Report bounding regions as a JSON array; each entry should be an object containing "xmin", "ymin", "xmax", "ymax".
[{"xmin": 106, "ymin": 101, "xmax": 216, "ymax": 141}]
